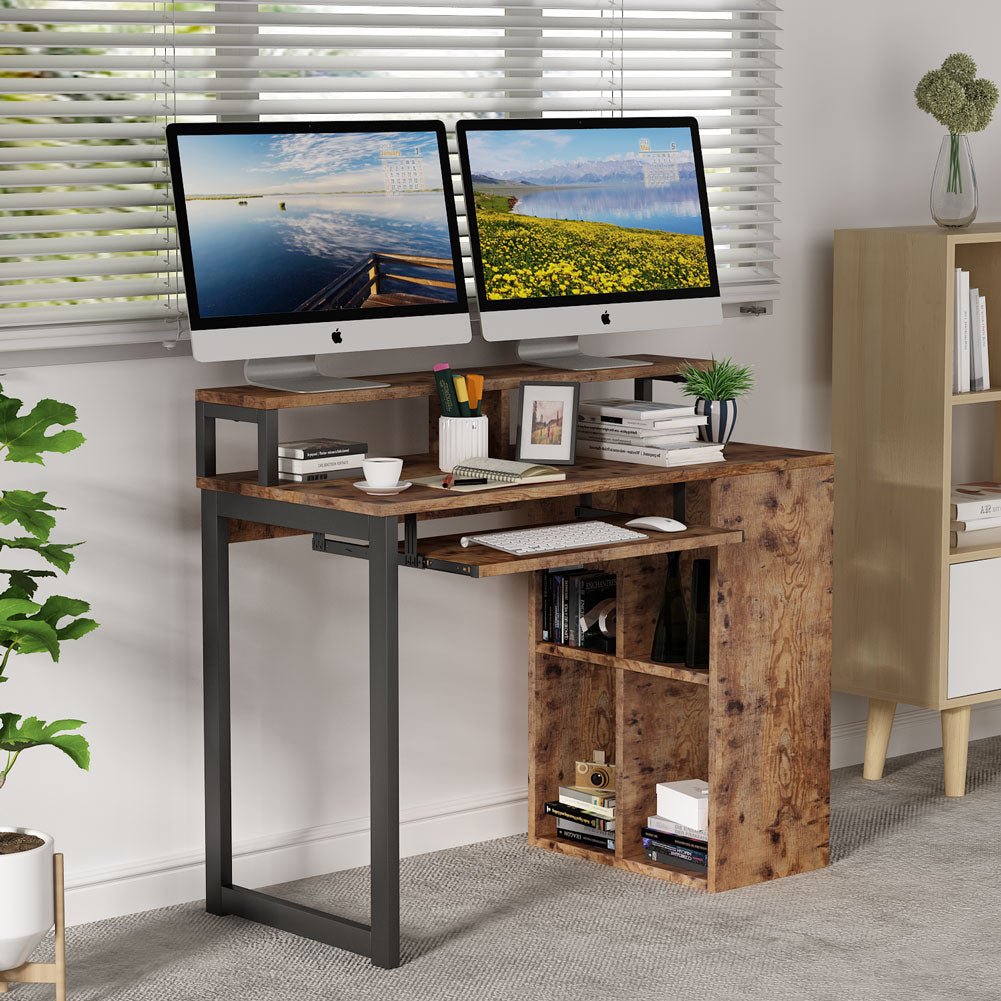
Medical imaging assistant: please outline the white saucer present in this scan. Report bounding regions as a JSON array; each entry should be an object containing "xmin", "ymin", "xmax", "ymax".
[{"xmin": 352, "ymin": 480, "xmax": 412, "ymax": 496}]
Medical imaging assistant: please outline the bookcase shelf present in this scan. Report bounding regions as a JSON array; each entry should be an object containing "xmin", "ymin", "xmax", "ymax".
[
  {"xmin": 834, "ymin": 223, "xmax": 1001, "ymax": 797},
  {"xmin": 534, "ymin": 642, "xmax": 709, "ymax": 686}
]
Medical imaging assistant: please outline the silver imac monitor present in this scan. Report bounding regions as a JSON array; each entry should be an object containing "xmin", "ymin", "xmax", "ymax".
[
  {"xmin": 456, "ymin": 117, "xmax": 722, "ymax": 371},
  {"xmin": 166, "ymin": 121, "xmax": 470, "ymax": 392}
]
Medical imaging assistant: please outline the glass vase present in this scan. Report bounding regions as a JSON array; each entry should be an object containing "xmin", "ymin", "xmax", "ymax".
[{"xmin": 931, "ymin": 133, "xmax": 977, "ymax": 228}]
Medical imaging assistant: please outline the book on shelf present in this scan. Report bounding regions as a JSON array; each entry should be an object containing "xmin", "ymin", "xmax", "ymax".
[
  {"xmin": 950, "ymin": 482, "xmax": 1001, "ymax": 520},
  {"xmin": 575, "ymin": 438, "xmax": 725, "ymax": 467},
  {"xmin": 278, "ymin": 468, "xmax": 357, "ymax": 483},
  {"xmin": 969, "ymin": 286, "xmax": 992, "ymax": 392},
  {"xmin": 277, "ymin": 437, "xmax": 368, "ymax": 460},
  {"xmin": 577, "ymin": 427, "xmax": 699, "ymax": 447},
  {"xmin": 544, "ymin": 801, "xmax": 615, "ymax": 832},
  {"xmin": 955, "ymin": 268, "xmax": 972, "ymax": 393},
  {"xmin": 641, "ymin": 837, "xmax": 708, "ymax": 866},
  {"xmin": 555, "ymin": 827, "xmax": 615, "ymax": 851},
  {"xmin": 555, "ymin": 816, "xmax": 616, "ymax": 840},
  {"xmin": 978, "ymin": 293, "xmax": 991, "ymax": 391},
  {"xmin": 541, "ymin": 569, "xmax": 615, "ymax": 652},
  {"xmin": 950, "ymin": 526, "xmax": 1001, "ymax": 549},
  {"xmin": 640, "ymin": 827, "xmax": 708, "ymax": 855},
  {"xmin": 951, "ymin": 516, "xmax": 1001, "ymax": 532},
  {"xmin": 644, "ymin": 847, "xmax": 707, "ymax": 871},
  {"xmin": 578, "ymin": 398, "xmax": 696, "ymax": 421},
  {"xmin": 579, "ymin": 413, "xmax": 708, "ymax": 432},
  {"xmin": 558, "ymin": 785, "xmax": 616, "ymax": 809},
  {"xmin": 558, "ymin": 795, "xmax": 615, "ymax": 820},
  {"xmin": 278, "ymin": 452, "xmax": 365, "ymax": 475},
  {"xmin": 645, "ymin": 815, "xmax": 708, "ymax": 843},
  {"xmin": 576, "ymin": 418, "xmax": 701, "ymax": 440}
]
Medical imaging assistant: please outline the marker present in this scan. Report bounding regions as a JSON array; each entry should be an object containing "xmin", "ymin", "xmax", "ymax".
[
  {"xmin": 466, "ymin": 373, "xmax": 484, "ymax": 416},
  {"xmin": 432, "ymin": 363, "xmax": 460, "ymax": 417},
  {"xmin": 452, "ymin": 374, "xmax": 472, "ymax": 417}
]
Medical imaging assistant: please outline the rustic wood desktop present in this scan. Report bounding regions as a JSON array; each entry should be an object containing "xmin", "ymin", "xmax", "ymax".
[{"xmin": 195, "ymin": 356, "xmax": 834, "ymax": 969}]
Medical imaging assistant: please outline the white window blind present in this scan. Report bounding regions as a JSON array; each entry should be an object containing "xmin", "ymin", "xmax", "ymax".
[{"xmin": 0, "ymin": 0, "xmax": 779, "ymax": 352}]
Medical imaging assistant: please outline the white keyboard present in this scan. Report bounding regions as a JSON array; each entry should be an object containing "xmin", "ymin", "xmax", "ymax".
[{"xmin": 459, "ymin": 520, "xmax": 648, "ymax": 557}]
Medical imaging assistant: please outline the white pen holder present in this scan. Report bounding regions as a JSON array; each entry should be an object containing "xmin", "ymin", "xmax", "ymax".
[{"xmin": 438, "ymin": 415, "xmax": 489, "ymax": 473}]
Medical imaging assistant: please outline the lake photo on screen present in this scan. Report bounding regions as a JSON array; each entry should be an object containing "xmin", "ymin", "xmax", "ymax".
[
  {"xmin": 174, "ymin": 131, "xmax": 458, "ymax": 318},
  {"xmin": 464, "ymin": 126, "xmax": 711, "ymax": 302}
]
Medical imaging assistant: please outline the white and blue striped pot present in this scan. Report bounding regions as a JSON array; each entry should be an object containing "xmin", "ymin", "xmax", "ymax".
[{"xmin": 695, "ymin": 398, "xmax": 738, "ymax": 443}]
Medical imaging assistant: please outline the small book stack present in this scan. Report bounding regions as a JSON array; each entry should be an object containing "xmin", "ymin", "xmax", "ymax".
[
  {"xmin": 277, "ymin": 438, "xmax": 367, "ymax": 482},
  {"xmin": 953, "ymin": 268, "xmax": 991, "ymax": 394},
  {"xmin": 643, "ymin": 779, "xmax": 709, "ymax": 871},
  {"xmin": 540, "ymin": 568, "xmax": 616, "ymax": 653},
  {"xmin": 950, "ymin": 480, "xmax": 1001, "ymax": 549},
  {"xmin": 544, "ymin": 786, "xmax": 615, "ymax": 852},
  {"xmin": 574, "ymin": 398, "xmax": 724, "ymax": 467}
]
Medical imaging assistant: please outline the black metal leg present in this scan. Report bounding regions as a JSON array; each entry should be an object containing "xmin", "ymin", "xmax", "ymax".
[
  {"xmin": 257, "ymin": 411, "xmax": 279, "ymax": 486},
  {"xmin": 202, "ymin": 491, "xmax": 232, "ymax": 913},
  {"xmin": 634, "ymin": 377, "xmax": 654, "ymax": 402},
  {"xmin": 196, "ymin": 401, "xmax": 217, "ymax": 477},
  {"xmin": 368, "ymin": 516, "xmax": 401, "ymax": 969}
]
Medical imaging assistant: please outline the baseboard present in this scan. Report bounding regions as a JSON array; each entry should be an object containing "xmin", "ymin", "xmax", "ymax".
[
  {"xmin": 830, "ymin": 700, "xmax": 1001, "ymax": 770},
  {"xmin": 65, "ymin": 784, "xmax": 529, "ymax": 927},
  {"xmin": 65, "ymin": 701, "xmax": 1001, "ymax": 927}
]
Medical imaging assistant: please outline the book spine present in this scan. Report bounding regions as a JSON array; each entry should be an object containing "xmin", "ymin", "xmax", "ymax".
[
  {"xmin": 557, "ymin": 817, "xmax": 615, "ymax": 838},
  {"xmin": 541, "ymin": 572, "xmax": 552, "ymax": 642},
  {"xmin": 278, "ymin": 442, "xmax": 366, "ymax": 459},
  {"xmin": 278, "ymin": 453, "xmax": 365, "ymax": 474},
  {"xmin": 971, "ymin": 288, "xmax": 985, "ymax": 391},
  {"xmin": 981, "ymin": 296, "xmax": 991, "ymax": 391},
  {"xmin": 646, "ymin": 816, "xmax": 708, "ymax": 842},
  {"xmin": 558, "ymin": 794, "xmax": 615, "ymax": 818},
  {"xmin": 544, "ymin": 801, "xmax": 613, "ymax": 831},
  {"xmin": 951, "ymin": 526, "xmax": 1001, "ymax": 548},
  {"xmin": 645, "ymin": 847, "xmax": 707, "ymax": 871},
  {"xmin": 955, "ymin": 268, "xmax": 964, "ymax": 393},
  {"xmin": 559, "ymin": 785, "xmax": 616, "ymax": 808},
  {"xmin": 951, "ymin": 516, "xmax": 1001, "ymax": 531},
  {"xmin": 556, "ymin": 828, "xmax": 614, "ymax": 851},
  {"xmin": 952, "ymin": 498, "xmax": 1001, "ymax": 520},
  {"xmin": 569, "ymin": 573, "xmax": 581, "ymax": 647},
  {"xmin": 641, "ymin": 828, "xmax": 708, "ymax": 853},
  {"xmin": 961, "ymin": 269, "xmax": 972, "ymax": 393},
  {"xmin": 278, "ymin": 469, "xmax": 353, "ymax": 483},
  {"xmin": 641, "ymin": 838, "xmax": 708, "ymax": 865}
]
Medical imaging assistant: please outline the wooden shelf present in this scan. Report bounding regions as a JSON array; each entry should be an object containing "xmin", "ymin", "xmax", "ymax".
[
  {"xmin": 413, "ymin": 521, "xmax": 742, "ymax": 578},
  {"xmin": 949, "ymin": 542, "xmax": 1001, "ymax": 564},
  {"xmin": 951, "ymin": 388, "xmax": 1001, "ymax": 405},
  {"xmin": 535, "ymin": 642, "xmax": 709, "ymax": 686}
]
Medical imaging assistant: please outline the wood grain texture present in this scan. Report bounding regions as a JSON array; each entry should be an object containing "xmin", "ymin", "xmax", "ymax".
[
  {"xmin": 197, "ymin": 443, "xmax": 833, "ymax": 518},
  {"xmin": 227, "ymin": 519, "xmax": 309, "ymax": 544},
  {"xmin": 195, "ymin": 355, "xmax": 705, "ymax": 410},
  {"xmin": 941, "ymin": 705, "xmax": 971, "ymax": 797},
  {"xmin": 534, "ymin": 643, "xmax": 709, "ymax": 686},
  {"xmin": 615, "ymin": 670, "xmax": 709, "ymax": 862},
  {"xmin": 707, "ymin": 464, "xmax": 833, "ymax": 892},
  {"xmin": 532, "ymin": 838, "xmax": 708, "ymax": 889},
  {"xmin": 527, "ymin": 651, "xmax": 615, "ymax": 845},
  {"xmin": 862, "ymin": 698, "xmax": 896, "ymax": 781}
]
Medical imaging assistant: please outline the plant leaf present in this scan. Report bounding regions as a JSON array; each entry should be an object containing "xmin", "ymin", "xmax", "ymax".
[
  {"xmin": 0, "ymin": 537, "xmax": 81, "ymax": 573},
  {"xmin": 0, "ymin": 617, "xmax": 60, "ymax": 659},
  {"xmin": 0, "ymin": 490, "xmax": 61, "ymax": 541},
  {"xmin": 0, "ymin": 597, "xmax": 40, "ymax": 619},
  {"xmin": 0, "ymin": 390, "xmax": 85, "ymax": 465},
  {"xmin": 24, "ymin": 594, "xmax": 98, "ymax": 645},
  {"xmin": 0, "ymin": 714, "xmax": 89, "ymax": 769},
  {"xmin": 0, "ymin": 569, "xmax": 57, "ymax": 599}
]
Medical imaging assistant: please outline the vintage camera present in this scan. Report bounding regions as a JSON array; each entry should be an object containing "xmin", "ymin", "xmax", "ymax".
[{"xmin": 575, "ymin": 749, "xmax": 616, "ymax": 791}]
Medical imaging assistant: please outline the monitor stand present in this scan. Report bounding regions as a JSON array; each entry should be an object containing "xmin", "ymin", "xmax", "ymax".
[
  {"xmin": 244, "ymin": 356, "xmax": 390, "ymax": 394},
  {"xmin": 517, "ymin": 337, "xmax": 653, "ymax": 372}
]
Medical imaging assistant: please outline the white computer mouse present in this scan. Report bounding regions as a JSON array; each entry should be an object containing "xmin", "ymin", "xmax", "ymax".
[{"xmin": 625, "ymin": 516, "xmax": 687, "ymax": 533}]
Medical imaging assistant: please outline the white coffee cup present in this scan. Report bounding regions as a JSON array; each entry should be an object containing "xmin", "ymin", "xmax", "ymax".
[{"xmin": 362, "ymin": 457, "xmax": 404, "ymax": 488}]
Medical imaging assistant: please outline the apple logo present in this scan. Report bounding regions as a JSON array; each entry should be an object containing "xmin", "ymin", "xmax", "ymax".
[
  {"xmin": 600, "ymin": 311, "xmax": 611, "ymax": 326},
  {"xmin": 330, "ymin": 329, "xmax": 343, "ymax": 344}
]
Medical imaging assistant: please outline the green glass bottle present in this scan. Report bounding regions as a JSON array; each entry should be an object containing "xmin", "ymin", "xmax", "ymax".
[{"xmin": 650, "ymin": 552, "xmax": 688, "ymax": 663}]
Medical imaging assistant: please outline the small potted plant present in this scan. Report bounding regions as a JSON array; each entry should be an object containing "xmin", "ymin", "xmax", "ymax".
[
  {"xmin": 680, "ymin": 357, "xmax": 754, "ymax": 444},
  {"xmin": 0, "ymin": 384, "xmax": 96, "ymax": 973}
]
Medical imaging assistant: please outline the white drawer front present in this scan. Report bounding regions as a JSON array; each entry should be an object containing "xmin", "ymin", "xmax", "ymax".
[{"xmin": 948, "ymin": 559, "xmax": 1001, "ymax": 699}]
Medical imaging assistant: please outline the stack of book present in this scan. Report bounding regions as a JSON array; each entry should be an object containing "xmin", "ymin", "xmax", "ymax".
[
  {"xmin": 545, "ymin": 786, "xmax": 615, "ymax": 852},
  {"xmin": 950, "ymin": 480, "xmax": 1001, "ymax": 549},
  {"xmin": 953, "ymin": 268, "xmax": 991, "ymax": 393},
  {"xmin": 642, "ymin": 779, "xmax": 709, "ymax": 871},
  {"xmin": 574, "ymin": 397, "xmax": 725, "ymax": 467},
  {"xmin": 540, "ymin": 569, "xmax": 616, "ymax": 653},
  {"xmin": 277, "ymin": 438, "xmax": 367, "ymax": 483}
]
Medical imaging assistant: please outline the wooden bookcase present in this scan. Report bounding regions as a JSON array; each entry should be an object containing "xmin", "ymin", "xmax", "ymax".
[{"xmin": 833, "ymin": 224, "xmax": 1001, "ymax": 797}]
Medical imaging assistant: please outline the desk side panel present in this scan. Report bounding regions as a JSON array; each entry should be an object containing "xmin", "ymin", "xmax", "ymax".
[{"xmin": 708, "ymin": 464, "xmax": 833, "ymax": 891}]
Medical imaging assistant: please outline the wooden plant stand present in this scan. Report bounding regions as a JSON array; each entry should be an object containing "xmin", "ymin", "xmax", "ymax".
[{"xmin": 0, "ymin": 853, "xmax": 66, "ymax": 1001}]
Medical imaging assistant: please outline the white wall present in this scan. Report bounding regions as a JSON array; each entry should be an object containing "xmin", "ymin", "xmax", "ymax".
[{"xmin": 5, "ymin": 0, "xmax": 1001, "ymax": 924}]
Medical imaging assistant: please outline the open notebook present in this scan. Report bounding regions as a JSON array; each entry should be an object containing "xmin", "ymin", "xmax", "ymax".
[{"xmin": 416, "ymin": 457, "xmax": 566, "ymax": 492}]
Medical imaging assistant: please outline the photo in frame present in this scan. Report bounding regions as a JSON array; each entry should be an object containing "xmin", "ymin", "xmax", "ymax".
[{"xmin": 515, "ymin": 381, "xmax": 580, "ymax": 464}]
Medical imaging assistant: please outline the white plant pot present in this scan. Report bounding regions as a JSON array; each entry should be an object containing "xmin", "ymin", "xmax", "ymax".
[
  {"xmin": 695, "ymin": 397, "xmax": 738, "ymax": 443},
  {"xmin": 0, "ymin": 828, "xmax": 54, "ymax": 971}
]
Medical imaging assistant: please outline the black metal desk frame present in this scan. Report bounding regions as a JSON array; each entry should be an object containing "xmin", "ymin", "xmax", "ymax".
[{"xmin": 195, "ymin": 375, "xmax": 667, "ymax": 970}]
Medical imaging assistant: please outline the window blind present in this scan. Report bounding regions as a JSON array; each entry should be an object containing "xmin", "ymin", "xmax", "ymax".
[{"xmin": 0, "ymin": 0, "xmax": 779, "ymax": 352}]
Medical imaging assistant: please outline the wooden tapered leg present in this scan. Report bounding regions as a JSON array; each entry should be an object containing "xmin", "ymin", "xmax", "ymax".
[
  {"xmin": 862, "ymin": 698, "xmax": 896, "ymax": 780},
  {"xmin": 942, "ymin": 705, "xmax": 971, "ymax": 798}
]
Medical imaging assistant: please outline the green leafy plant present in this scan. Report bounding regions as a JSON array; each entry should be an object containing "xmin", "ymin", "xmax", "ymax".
[
  {"xmin": 0, "ymin": 385, "xmax": 96, "ymax": 790},
  {"xmin": 916, "ymin": 53, "xmax": 999, "ymax": 195},
  {"xmin": 679, "ymin": 358, "xmax": 754, "ymax": 401}
]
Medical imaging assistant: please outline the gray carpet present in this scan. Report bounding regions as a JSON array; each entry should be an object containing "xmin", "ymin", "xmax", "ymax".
[{"xmin": 11, "ymin": 737, "xmax": 1001, "ymax": 1001}]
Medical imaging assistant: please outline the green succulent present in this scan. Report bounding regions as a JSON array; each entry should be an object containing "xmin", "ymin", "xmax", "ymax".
[{"xmin": 915, "ymin": 53, "xmax": 998, "ymax": 134}]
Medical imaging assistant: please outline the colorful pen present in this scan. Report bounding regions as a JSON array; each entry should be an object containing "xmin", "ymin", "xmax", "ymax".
[
  {"xmin": 433, "ymin": 363, "xmax": 460, "ymax": 417},
  {"xmin": 466, "ymin": 373, "xmax": 484, "ymax": 416},
  {"xmin": 452, "ymin": 374, "xmax": 472, "ymax": 417}
]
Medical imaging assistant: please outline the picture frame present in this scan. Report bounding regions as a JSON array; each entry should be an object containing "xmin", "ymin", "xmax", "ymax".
[{"xmin": 515, "ymin": 381, "xmax": 580, "ymax": 465}]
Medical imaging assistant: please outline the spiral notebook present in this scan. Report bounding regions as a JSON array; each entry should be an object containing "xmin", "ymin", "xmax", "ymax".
[{"xmin": 416, "ymin": 457, "xmax": 566, "ymax": 492}]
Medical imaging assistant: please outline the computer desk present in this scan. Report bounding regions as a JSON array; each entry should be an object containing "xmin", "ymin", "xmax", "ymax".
[{"xmin": 195, "ymin": 357, "xmax": 834, "ymax": 969}]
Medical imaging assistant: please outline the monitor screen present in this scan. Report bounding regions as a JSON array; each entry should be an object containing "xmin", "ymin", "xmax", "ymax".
[
  {"xmin": 167, "ymin": 121, "xmax": 467, "ymax": 332},
  {"xmin": 457, "ymin": 118, "xmax": 718, "ymax": 314}
]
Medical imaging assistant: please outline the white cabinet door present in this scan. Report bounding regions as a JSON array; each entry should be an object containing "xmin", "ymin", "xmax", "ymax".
[{"xmin": 948, "ymin": 559, "xmax": 1001, "ymax": 698}]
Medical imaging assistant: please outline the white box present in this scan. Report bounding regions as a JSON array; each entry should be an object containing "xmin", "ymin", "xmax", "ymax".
[
  {"xmin": 948, "ymin": 559, "xmax": 1001, "ymax": 698},
  {"xmin": 656, "ymin": 779, "xmax": 709, "ymax": 830}
]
